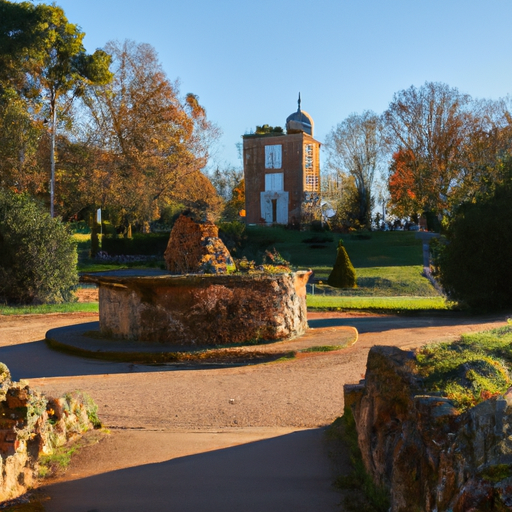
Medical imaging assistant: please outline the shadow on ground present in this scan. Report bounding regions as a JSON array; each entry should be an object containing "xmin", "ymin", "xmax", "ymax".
[
  {"xmin": 307, "ymin": 313, "xmax": 492, "ymax": 334},
  {"xmin": 0, "ymin": 340, "xmax": 154, "ymax": 381},
  {"xmin": 42, "ymin": 428, "xmax": 343, "ymax": 512}
]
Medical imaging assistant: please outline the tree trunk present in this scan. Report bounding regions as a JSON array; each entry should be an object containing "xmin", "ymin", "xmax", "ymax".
[{"xmin": 50, "ymin": 99, "xmax": 57, "ymax": 218}]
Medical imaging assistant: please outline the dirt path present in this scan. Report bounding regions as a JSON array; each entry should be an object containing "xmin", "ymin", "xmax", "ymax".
[
  {"xmin": 0, "ymin": 311, "xmax": 509, "ymax": 511},
  {"xmin": 2, "ymin": 311, "xmax": 508, "ymax": 432}
]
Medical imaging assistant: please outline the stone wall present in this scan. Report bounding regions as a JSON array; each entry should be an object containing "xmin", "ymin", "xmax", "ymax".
[
  {"xmin": 344, "ymin": 346, "xmax": 512, "ymax": 511},
  {"xmin": 90, "ymin": 271, "xmax": 311, "ymax": 346},
  {"xmin": 0, "ymin": 363, "xmax": 95, "ymax": 501}
]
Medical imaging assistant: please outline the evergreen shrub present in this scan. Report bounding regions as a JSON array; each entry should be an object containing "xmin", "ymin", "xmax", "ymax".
[
  {"xmin": 0, "ymin": 190, "xmax": 78, "ymax": 304},
  {"xmin": 327, "ymin": 239, "xmax": 357, "ymax": 288},
  {"xmin": 436, "ymin": 185, "xmax": 512, "ymax": 310}
]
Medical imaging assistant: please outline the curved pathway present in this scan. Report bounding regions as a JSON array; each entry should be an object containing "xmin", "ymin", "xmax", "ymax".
[{"xmin": 0, "ymin": 311, "xmax": 508, "ymax": 511}]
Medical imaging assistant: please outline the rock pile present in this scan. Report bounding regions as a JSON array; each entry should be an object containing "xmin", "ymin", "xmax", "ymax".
[{"xmin": 164, "ymin": 214, "xmax": 234, "ymax": 274}]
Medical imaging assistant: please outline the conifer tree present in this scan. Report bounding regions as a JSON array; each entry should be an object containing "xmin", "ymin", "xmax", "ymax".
[{"xmin": 327, "ymin": 239, "xmax": 357, "ymax": 288}]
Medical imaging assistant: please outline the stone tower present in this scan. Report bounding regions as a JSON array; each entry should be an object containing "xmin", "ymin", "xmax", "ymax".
[{"xmin": 243, "ymin": 96, "xmax": 321, "ymax": 225}]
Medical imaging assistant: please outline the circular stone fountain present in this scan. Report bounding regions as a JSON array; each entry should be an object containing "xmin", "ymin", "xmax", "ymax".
[{"xmin": 81, "ymin": 271, "xmax": 311, "ymax": 346}]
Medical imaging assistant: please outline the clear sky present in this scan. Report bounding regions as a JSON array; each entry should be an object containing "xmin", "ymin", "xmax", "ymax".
[{"xmin": 22, "ymin": 0, "xmax": 512, "ymax": 169}]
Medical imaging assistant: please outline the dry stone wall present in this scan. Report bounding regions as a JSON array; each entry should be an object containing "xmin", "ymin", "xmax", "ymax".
[
  {"xmin": 345, "ymin": 346, "xmax": 512, "ymax": 511},
  {"xmin": 0, "ymin": 363, "xmax": 94, "ymax": 501}
]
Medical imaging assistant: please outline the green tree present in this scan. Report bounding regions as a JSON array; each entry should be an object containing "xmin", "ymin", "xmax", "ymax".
[
  {"xmin": 435, "ymin": 179, "xmax": 512, "ymax": 310},
  {"xmin": 327, "ymin": 239, "xmax": 357, "ymax": 288},
  {"xmin": 0, "ymin": 91, "xmax": 46, "ymax": 194},
  {"xmin": 0, "ymin": 189, "xmax": 78, "ymax": 304},
  {"xmin": 0, "ymin": 0, "xmax": 112, "ymax": 216}
]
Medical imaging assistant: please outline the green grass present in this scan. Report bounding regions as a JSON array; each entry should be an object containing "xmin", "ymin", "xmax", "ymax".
[
  {"xmin": 415, "ymin": 324, "xmax": 512, "ymax": 410},
  {"xmin": 0, "ymin": 302, "xmax": 98, "ymax": 315},
  {"xmin": 311, "ymin": 266, "xmax": 439, "ymax": 297},
  {"xmin": 78, "ymin": 261, "xmax": 165, "ymax": 272},
  {"xmin": 243, "ymin": 226, "xmax": 423, "ymax": 269},
  {"xmin": 242, "ymin": 226, "xmax": 446, "ymax": 311},
  {"xmin": 329, "ymin": 411, "xmax": 390, "ymax": 512},
  {"xmin": 306, "ymin": 296, "xmax": 450, "ymax": 312},
  {"xmin": 38, "ymin": 445, "xmax": 79, "ymax": 477},
  {"xmin": 300, "ymin": 345, "xmax": 343, "ymax": 353}
]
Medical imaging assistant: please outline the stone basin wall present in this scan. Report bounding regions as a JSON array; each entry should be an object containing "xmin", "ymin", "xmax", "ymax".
[
  {"xmin": 344, "ymin": 346, "xmax": 512, "ymax": 511},
  {"xmin": 83, "ymin": 271, "xmax": 311, "ymax": 346}
]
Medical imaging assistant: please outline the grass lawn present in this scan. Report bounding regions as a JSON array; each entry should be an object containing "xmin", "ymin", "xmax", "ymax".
[
  {"xmin": 243, "ymin": 226, "xmax": 423, "ymax": 268},
  {"xmin": 0, "ymin": 226, "xmax": 447, "ymax": 315},
  {"xmin": 240, "ymin": 226, "xmax": 447, "ymax": 310},
  {"xmin": 0, "ymin": 302, "xmax": 99, "ymax": 315},
  {"xmin": 416, "ymin": 324, "xmax": 512, "ymax": 410},
  {"xmin": 309, "ymin": 266, "xmax": 438, "ymax": 297},
  {"xmin": 307, "ymin": 295, "xmax": 450, "ymax": 312}
]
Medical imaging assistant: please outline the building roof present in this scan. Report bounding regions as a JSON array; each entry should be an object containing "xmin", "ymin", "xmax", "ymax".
[{"xmin": 286, "ymin": 94, "xmax": 314, "ymax": 136}]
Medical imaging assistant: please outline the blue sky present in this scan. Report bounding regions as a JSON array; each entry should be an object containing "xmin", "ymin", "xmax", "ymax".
[{"xmin": 24, "ymin": 1, "xmax": 512, "ymax": 168}]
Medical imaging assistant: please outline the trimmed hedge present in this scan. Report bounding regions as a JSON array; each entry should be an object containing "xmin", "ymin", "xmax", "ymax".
[
  {"xmin": 327, "ymin": 239, "xmax": 357, "ymax": 288},
  {"xmin": 101, "ymin": 233, "xmax": 170, "ymax": 256}
]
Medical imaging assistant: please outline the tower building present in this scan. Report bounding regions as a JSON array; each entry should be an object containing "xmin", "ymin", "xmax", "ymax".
[{"xmin": 243, "ymin": 96, "xmax": 321, "ymax": 225}]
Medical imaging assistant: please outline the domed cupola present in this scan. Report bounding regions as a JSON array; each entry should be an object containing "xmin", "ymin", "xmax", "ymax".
[{"xmin": 286, "ymin": 93, "xmax": 314, "ymax": 136}]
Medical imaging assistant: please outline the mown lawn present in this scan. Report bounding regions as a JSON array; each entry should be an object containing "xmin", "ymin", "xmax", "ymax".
[
  {"xmin": 243, "ymin": 226, "xmax": 423, "ymax": 269},
  {"xmin": 241, "ymin": 226, "xmax": 446, "ymax": 307},
  {"xmin": 415, "ymin": 324, "xmax": 512, "ymax": 410},
  {"xmin": 307, "ymin": 296, "xmax": 450, "ymax": 312},
  {"xmin": 15, "ymin": 226, "xmax": 447, "ymax": 315},
  {"xmin": 0, "ymin": 302, "xmax": 99, "ymax": 315}
]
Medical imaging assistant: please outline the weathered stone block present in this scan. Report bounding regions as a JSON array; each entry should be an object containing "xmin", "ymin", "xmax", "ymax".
[{"xmin": 164, "ymin": 214, "xmax": 234, "ymax": 274}]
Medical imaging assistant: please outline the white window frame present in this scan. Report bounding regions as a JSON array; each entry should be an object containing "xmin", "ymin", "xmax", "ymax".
[
  {"xmin": 265, "ymin": 172, "xmax": 284, "ymax": 191},
  {"xmin": 265, "ymin": 145, "xmax": 282, "ymax": 169}
]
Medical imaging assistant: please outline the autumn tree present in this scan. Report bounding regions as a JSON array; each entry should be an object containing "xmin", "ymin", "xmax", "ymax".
[
  {"xmin": 209, "ymin": 166, "xmax": 243, "ymax": 200},
  {"xmin": 80, "ymin": 40, "xmax": 220, "ymax": 232},
  {"xmin": 222, "ymin": 178, "xmax": 245, "ymax": 221},
  {"xmin": 451, "ymin": 98, "xmax": 512, "ymax": 206},
  {"xmin": 0, "ymin": 92, "xmax": 47, "ymax": 194},
  {"xmin": 0, "ymin": 1, "xmax": 112, "ymax": 216},
  {"xmin": 388, "ymin": 149, "xmax": 422, "ymax": 219},
  {"xmin": 325, "ymin": 111, "xmax": 384, "ymax": 229},
  {"xmin": 383, "ymin": 82, "xmax": 471, "ymax": 218}
]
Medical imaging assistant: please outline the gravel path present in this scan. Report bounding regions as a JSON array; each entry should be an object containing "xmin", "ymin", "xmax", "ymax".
[{"xmin": 1, "ymin": 311, "xmax": 507, "ymax": 432}]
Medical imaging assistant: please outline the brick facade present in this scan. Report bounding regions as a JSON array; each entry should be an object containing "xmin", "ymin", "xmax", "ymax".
[{"xmin": 243, "ymin": 132, "xmax": 321, "ymax": 225}]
